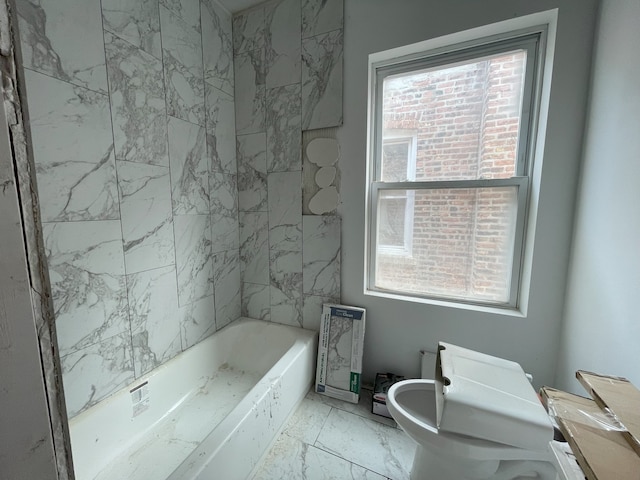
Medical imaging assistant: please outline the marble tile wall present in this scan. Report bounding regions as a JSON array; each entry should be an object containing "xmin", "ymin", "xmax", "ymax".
[
  {"xmin": 17, "ymin": 0, "xmax": 239, "ymax": 417},
  {"xmin": 234, "ymin": 0, "xmax": 343, "ymax": 329}
]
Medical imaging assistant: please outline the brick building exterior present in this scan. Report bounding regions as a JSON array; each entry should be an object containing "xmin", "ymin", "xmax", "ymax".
[{"xmin": 377, "ymin": 52, "xmax": 526, "ymax": 303}]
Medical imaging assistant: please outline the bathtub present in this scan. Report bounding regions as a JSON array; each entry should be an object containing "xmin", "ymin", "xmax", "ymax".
[{"xmin": 68, "ymin": 318, "xmax": 318, "ymax": 480}]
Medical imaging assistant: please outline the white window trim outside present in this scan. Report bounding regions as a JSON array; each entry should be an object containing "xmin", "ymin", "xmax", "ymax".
[
  {"xmin": 364, "ymin": 9, "xmax": 558, "ymax": 316},
  {"xmin": 378, "ymin": 131, "xmax": 417, "ymax": 256}
]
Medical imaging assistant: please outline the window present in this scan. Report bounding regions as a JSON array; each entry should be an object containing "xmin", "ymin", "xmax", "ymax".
[
  {"xmin": 378, "ymin": 132, "xmax": 416, "ymax": 255},
  {"xmin": 366, "ymin": 25, "xmax": 549, "ymax": 309}
]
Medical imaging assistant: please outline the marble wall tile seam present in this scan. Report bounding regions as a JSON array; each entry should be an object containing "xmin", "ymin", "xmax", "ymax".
[
  {"xmin": 300, "ymin": 0, "xmax": 344, "ymax": 39},
  {"xmin": 243, "ymin": 279, "xmax": 270, "ymax": 288},
  {"xmin": 166, "ymin": 112, "xmax": 207, "ymax": 129},
  {"xmin": 172, "ymin": 212, "xmax": 214, "ymax": 307},
  {"xmin": 159, "ymin": 4, "xmax": 206, "ymax": 127},
  {"xmin": 232, "ymin": 5, "xmax": 265, "ymax": 55},
  {"xmin": 204, "ymin": 80, "xmax": 238, "ymax": 176},
  {"xmin": 101, "ymin": 0, "xmax": 163, "ymax": 61},
  {"xmin": 102, "ymin": 25, "xmax": 161, "ymax": 62},
  {"xmin": 160, "ymin": 0, "xmax": 202, "ymax": 34},
  {"xmin": 265, "ymin": 80, "xmax": 303, "ymax": 90},
  {"xmin": 123, "ymin": 259, "xmax": 179, "ymax": 278},
  {"xmin": 167, "ymin": 116, "xmax": 210, "ymax": 215},
  {"xmin": 17, "ymin": 0, "xmax": 110, "ymax": 95},
  {"xmin": 103, "ymin": 29, "xmax": 171, "ymax": 169},
  {"xmin": 59, "ymin": 326, "xmax": 134, "ymax": 366},
  {"xmin": 22, "ymin": 65, "xmax": 110, "ymax": 99}
]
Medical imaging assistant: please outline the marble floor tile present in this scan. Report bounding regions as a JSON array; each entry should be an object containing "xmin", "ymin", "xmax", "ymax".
[
  {"xmin": 306, "ymin": 389, "xmax": 397, "ymax": 429},
  {"xmin": 102, "ymin": 0, "xmax": 162, "ymax": 59},
  {"xmin": 282, "ymin": 396, "xmax": 332, "ymax": 445},
  {"xmin": 105, "ymin": 32, "xmax": 169, "ymax": 167},
  {"xmin": 17, "ymin": 0, "xmax": 108, "ymax": 94},
  {"xmin": 117, "ymin": 161, "xmax": 174, "ymax": 274},
  {"xmin": 25, "ymin": 70, "xmax": 118, "ymax": 223},
  {"xmin": 252, "ymin": 434, "xmax": 388, "ymax": 480},
  {"xmin": 302, "ymin": 30, "xmax": 344, "ymax": 130},
  {"xmin": 315, "ymin": 408, "xmax": 415, "ymax": 480},
  {"xmin": 201, "ymin": 0, "xmax": 234, "ymax": 96}
]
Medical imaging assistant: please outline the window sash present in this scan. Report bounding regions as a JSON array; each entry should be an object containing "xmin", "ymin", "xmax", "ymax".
[
  {"xmin": 366, "ymin": 27, "xmax": 547, "ymax": 309},
  {"xmin": 377, "ymin": 190, "xmax": 415, "ymax": 256},
  {"xmin": 369, "ymin": 177, "xmax": 529, "ymax": 307},
  {"xmin": 378, "ymin": 134, "xmax": 417, "ymax": 254},
  {"xmin": 373, "ymin": 33, "xmax": 541, "ymax": 183}
]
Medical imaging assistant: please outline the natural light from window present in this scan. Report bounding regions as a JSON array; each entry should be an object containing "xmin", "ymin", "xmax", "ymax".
[{"xmin": 368, "ymin": 35, "xmax": 542, "ymax": 308}]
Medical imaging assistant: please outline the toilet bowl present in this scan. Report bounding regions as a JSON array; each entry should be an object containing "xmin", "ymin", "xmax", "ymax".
[{"xmin": 387, "ymin": 343, "xmax": 557, "ymax": 480}]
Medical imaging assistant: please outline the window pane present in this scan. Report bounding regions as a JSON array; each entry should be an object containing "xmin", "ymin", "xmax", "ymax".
[
  {"xmin": 382, "ymin": 141, "xmax": 410, "ymax": 182},
  {"xmin": 378, "ymin": 193, "xmax": 407, "ymax": 247},
  {"xmin": 375, "ymin": 186, "xmax": 518, "ymax": 303},
  {"xmin": 382, "ymin": 51, "xmax": 527, "ymax": 181}
]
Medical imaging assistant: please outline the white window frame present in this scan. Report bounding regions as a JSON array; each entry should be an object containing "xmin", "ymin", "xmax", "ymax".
[
  {"xmin": 378, "ymin": 131, "xmax": 417, "ymax": 256},
  {"xmin": 364, "ymin": 10, "xmax": 558, "ymax": 314}
]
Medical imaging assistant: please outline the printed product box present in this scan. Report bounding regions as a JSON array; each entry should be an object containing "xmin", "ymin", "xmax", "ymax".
[
  {"xmin": 315, "ymin": 304, "xmax": 366, "ymax": 404},
  {"xmin": 372, "ymin": 373, "xmax": 406, "ymax": 418}
]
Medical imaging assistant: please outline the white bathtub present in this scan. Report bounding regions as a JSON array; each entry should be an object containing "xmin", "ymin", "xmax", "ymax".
[{"xmin": 69, "ymin": 318, "xmax": 318, "ymax": 480}]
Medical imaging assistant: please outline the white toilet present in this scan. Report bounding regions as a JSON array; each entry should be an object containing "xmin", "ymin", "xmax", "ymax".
[{"xmin": 387, "ymin": 343, "xmax": 557, "ymax": 480}]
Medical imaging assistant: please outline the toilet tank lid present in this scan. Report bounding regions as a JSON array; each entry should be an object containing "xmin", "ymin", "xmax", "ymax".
[{"xmin": 435, "ymin": 342, "xmax": 553, "ymax": 452}]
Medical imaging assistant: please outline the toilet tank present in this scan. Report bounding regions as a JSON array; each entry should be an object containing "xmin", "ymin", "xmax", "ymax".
[{"xmin": 434, "ymin": 342, "xmax": 553, "ymax": 452}]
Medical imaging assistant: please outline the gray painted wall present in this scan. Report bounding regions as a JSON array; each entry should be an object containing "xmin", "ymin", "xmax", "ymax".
[
  {"xmin": 338, "ymin": 0, "xmax": 598, "ymax": 387},
  {"xmin": 556, "ymin": 0, "xmax": 640, "ymax": 393}
]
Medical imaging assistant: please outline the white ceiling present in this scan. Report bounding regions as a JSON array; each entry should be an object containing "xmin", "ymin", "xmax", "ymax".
[{"xmin": 217, "ymin": 0, "xmax": 266, "ymax": 14}]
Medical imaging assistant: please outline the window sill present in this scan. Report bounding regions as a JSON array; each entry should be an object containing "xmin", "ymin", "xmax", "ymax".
[{"xmin": 364, "ymin": 288, "xmax": 527, "ymax": 318}]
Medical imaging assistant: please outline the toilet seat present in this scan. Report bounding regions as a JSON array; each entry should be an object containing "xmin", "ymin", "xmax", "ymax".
[{"xmin": 387, "ymin": 379, "xmax": 551, "ymax": 462}]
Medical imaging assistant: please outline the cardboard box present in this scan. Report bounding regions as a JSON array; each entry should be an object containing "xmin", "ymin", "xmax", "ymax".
[
  {"xmin": 576, "ymin": 370, "xmax": 640, "ymax": 456},
  {"xmin": 372, "ymin": 373, "xmax": 406, "ymax": 418},
  {"xmin": 540, "ymin": 386, "xmax": 640, "ymax": 480},
  {"xmin": 315, "ymin": 304, "xmax": 365, "ymax": 404}
]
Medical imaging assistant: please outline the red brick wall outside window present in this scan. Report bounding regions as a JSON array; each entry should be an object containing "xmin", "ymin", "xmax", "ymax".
[{"xmin": 376, "ymin": 52, "xmax": 526, "ymax": 303}]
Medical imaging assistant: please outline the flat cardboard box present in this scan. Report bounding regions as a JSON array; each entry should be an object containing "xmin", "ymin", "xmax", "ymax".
[
  {"xmin": 540, "ymin": 386, "xmax": 640, "ymax": 480},
  {"xmin": 315, "ymin": 304, "xmax": 365, "ymax": 404},
  {"xmin": 576, "ymin": 370, "xmax": 640, "ymax": 456}
]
